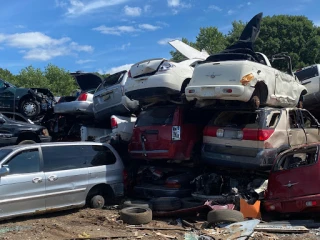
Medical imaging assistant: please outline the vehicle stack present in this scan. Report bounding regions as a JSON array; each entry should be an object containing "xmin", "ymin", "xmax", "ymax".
[{"xmin": 2, "ymin": 11, "xmax": 320, "ymax": 232}]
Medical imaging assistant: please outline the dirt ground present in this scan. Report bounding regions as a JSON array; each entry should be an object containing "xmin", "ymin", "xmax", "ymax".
[{"xmin": 0, "ymin": 207, "xmax": 319, "ymax": 240}]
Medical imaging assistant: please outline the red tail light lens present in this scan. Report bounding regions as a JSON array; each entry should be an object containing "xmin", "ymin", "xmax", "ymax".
[
  {"xmin": 165, "ymin": 181, "xmax": 181, "ymax": 189},
  {"xmin": 128, "ymin": 70, "xmax": 132, "ymax": 78},
  {"xmin": 243, "ymin": 129, "xmax": 274, "ymax": 141},
  {"xmin": 203, "ymin": 126, "xmax": 218, "ymax": 137},
  {"xmin": 77, "ymin": 93, "xmax": 88, "ymax": 101},
  {"xmin": 111, "ymin": 117, "xmax": 118, "ymax": 129}
]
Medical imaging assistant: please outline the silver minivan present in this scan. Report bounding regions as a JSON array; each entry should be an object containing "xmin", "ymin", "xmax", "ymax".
[
  {"xmin": 0, "ymin": 142, "xmax": 124, "ymax": 220},
  {"xmin": 93, "ymin": 70, "xmax": 139, "ymax": 121}
]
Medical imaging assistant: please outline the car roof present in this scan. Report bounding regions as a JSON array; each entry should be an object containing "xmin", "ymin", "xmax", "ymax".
[{"xmin": 0, "ymin": 141, "xmax": 105, "ymax": 151}]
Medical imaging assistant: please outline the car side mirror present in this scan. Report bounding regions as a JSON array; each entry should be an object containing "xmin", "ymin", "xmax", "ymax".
[{"xmin": 0, "ymin": 166, "xmax": 9, "ymax": 177}]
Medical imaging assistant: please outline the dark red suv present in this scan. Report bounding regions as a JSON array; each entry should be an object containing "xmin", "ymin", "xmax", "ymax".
[{"xmin": 128, "ymin": 104, "xmax": 212, "ymax": 163}]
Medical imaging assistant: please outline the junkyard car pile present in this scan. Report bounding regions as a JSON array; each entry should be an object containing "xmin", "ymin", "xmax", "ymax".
[{"xmin": 2, "ymin": 12, "xmax": 320, "ymax": 238}]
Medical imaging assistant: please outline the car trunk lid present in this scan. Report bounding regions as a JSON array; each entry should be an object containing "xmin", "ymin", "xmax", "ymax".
[
  {"xmin": 129, "ymin": 58, "xmax": 165, "ymax": 78},
  {"xmin": 71, "ymin": 72, "xmax": 103, "ymax": 92},
  {"xmin": 168, "ymin": 39, "xmax": 209, "ymax": 60}
]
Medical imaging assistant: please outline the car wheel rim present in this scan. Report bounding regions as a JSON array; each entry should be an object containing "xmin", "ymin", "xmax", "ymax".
[{"xmin": 23, "ymin": 102, "xmax": 37, "ymax": 116}]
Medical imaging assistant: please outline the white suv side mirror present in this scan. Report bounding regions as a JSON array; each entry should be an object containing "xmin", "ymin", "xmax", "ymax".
[{"xmin": 0, "ymin": 166, "xmax": 9, "ymax": 177}]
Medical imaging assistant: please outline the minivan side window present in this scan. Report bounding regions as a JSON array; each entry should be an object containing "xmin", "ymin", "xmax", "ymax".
[
  {"xmin": 300, "ymin": 110, "xmax": 318, "ymax": 128},
  {"xmin": 295, "ymin": 66, "xmax": 319, "ymax": 82},
  {"xmin": 82, "ymin": 145, "xmax": 116, "ymax": 166},
  {"xmin": 274, "ymin": 147, "xmax": 318, "ymax": 171},
  {"xmin": 289, "ymin": 111, "xmax": 299, "ymax": 128},
  {"xmin": 5, "ymin": 149, "xmax": 40, "ymax": 174},
  {"xmin": 42, "ymin": 146, "xmax": 85, "ymax": 171}
]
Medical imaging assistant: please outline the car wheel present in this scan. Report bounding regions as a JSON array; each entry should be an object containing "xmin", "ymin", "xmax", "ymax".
[
  {"xmin": 89, "ymin": 195, "xmax": 105, "ymax": 209},
  {"xmin": 251, "ymin": 96, "xmax": 260, "ymax": 109},
  {"xmin": 207, "ymin": 209, "xmax": 244, "ymax": 224},
  {"xmin": 20, "ymin": 99, "xmax": 40, "ymax": 118},
  {"xmin": 120, "ymin": 207, "xmax": 152, "ymax": 225},
  {"xmin": 18, "ymin": 140, "xmax": 36, "ymax": 145}
]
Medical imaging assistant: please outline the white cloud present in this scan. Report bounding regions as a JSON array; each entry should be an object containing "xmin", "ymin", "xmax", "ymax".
[
  {"xmin": 14, "ymin": 25, "xmax": 25, "ymax": 29},
  {"xmin": 76, "ymin": 59, "xmax": 95, "ymax": 64},
  {"xmin": 0, "ymin": 31, "xmax": 93, "ymax": 61},
  {"xmin": 60, "ymin": 0, "xmax": 129, "ymax": 17},
  {"xmin": 124, "ymin": 5, "xmax": 141, "ymax": 17},
  {"xmin": 139, "ymin": 24, "xmax": 160, "ymax": 31},
  {"xmin": 144, "ymin": 5, "xmax": 151, "ymax": 12},
  {"xmin": 99, "ymin": 63, "xmax": 133, "ymax": 75},
  {"xmin": 167, "ymin": 0, "xmax": 180, "ymax": 7},
  {"xmin": 167, "ymin": 0, "xmax": 191, "ymax": 14},
  {"xmin": 227, "ymin": 9, "xmax": 235, "ymax": 15},
  {"xmin": 93, "ymin": 25, "xmax": 138, "ymax": 35},
  {"xmin": 247, "ymin": 2, "xmax": 252, "ymax": 5},
  {"xmin": 55, "ymin": 0, "xmax": 67, "ymax": 7},
  {"xmin": 157, "ymin": 37, "xmax": 181, "ymax": 45},
  {"xmin": 208, "ymin": 5, "xmax": 222, "ymax": 11},
  {"xmin": 119, "ymin": 42, "xmax": 131, "ymax": 50},
  {"xmin": 156, "ymin": 21, "xmax": 169, "ymax": 27}
]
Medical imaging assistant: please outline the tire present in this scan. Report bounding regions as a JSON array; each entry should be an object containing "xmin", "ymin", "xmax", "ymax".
[
  {"xmin": 122, "ymin": 200, "xmax": 152, "ymax": 210},
  {"xmin": 18, "ymin": 140, "xmax": 36, "ymax": 145},
  {"xmin": 89, "ymin": 195, "xmax": 105, "ymax": 209},
  {"xmin": 251, "ymin": 96, "xmax": 260, "ymax": 109},
  {"xmin": 207, "ymin": 209, "xmax": 244, "ymax": 224},
  {"xmin": 120, "ymin": 207, "xmax": 152, "ymax": 225},
  {"xmin": 152, "ymin": 197, "xmax": 182, "ymax": 212},
  {"xmin": 181, "ymin": 197, "xmax": 203, "ymax": 209},
  {"xmin": 20, "ymin": 99, "xmax": 40, "ymax": 118}
]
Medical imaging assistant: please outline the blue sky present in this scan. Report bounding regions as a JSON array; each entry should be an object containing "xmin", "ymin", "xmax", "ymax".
[{"xmin": 0, "ymin": 0, "xmax": 318, "ymax": 75}]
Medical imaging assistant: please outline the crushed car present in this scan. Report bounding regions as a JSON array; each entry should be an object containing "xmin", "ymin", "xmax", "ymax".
[
  {"xmin": 185, "ymin": 12, "xmax": 307, "ymax": 109},
  {"xmin": 0, "ymin": 78, "xmax": 56, "ymax": 119},
  {"xmin": 125, "ymin": 39, "xmax": 209, "ymax": 106}
]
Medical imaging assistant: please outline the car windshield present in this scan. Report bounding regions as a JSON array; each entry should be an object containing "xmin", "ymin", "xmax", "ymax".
[
  {"xmin": 0, "ymin": 149, "xmax": 13, "ymax": 161},
  {"xmin": 0, "ymin": 79, "xmax": 16, "ymax": 88}
]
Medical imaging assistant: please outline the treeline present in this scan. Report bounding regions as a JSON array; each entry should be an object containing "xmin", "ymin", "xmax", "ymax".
[{"xmin": 170, "ymin": 14, "xmax": 320, "ymax": 70}]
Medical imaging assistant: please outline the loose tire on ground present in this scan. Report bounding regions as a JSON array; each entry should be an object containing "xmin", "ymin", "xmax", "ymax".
[
  {"xmin": 18, "ymin": 140, "xmax": 36, "ymax": 145},
  {"xmin": 120, "ymin": 207, "xmax": 152, "ymax": 225},
  {"xmin": 152, "ymin": 197, "xmax": 182, "ymax": 212},
  {"xmin": 122, "ymin": 200, "xmax": 152, "ymax": 209},
  {"xmin": 207, "ymin": 209, "xmax": 244, "ymax": 224},
  {"xmin": 90, "ymin": 195, "xmax": 105, "ymax": 209}
]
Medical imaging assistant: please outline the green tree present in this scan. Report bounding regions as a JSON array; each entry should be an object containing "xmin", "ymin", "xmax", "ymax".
[
  {"xmin": 0, "ymin": 68, "xmax": 18, "ymax": 85},
  {"xmin": 195, "ymin": 27, "xmax": 226, "ymax": 54},
  {"xmin": 44, "ymin": 64, "xmax": 77, "ymax": 96},
  {"xmin": 16, "ymin": 66, "xmax": 49, "ymax": 89},
  {"xmin": 170, "ymin": 38, "xmax": 195, "ymax": 62},
  {"xmin": 226, "ymin": 20, "xmax": 246, "ymax": 45}
]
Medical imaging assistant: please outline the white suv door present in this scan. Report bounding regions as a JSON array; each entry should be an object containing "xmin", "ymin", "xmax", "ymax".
[{"xmin": 0, "ymin": 148, "xmax": 45, "ymax": 218}]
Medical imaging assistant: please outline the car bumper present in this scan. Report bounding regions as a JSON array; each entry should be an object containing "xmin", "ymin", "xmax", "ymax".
[
  {"xmin": 264, "ymin": 194, "xmax": 320, "ymax": 213},
  {"xmin": 134, "ymin": 184, "xmax": 192, "ymax": 199},
  {"xmin": 54, "ymin": 101, "xmax": 93, "ymax": 115},
  {"xmin": 126, "ymin": 87, "xmax": 180, "ymax": 103},
  {"xmin": 95, "ymin": 132, "xmax": 128, "ymax": 145},
  {"xmin": 39, "ymin": 136, "xmax": 52, "ymax": 143},
  {"xmin": 94, "ymin": 96, "xmax": 139, "ymax": 121},
  {"xmin": 201, "ymin": 143, "xmax": 278, "ymax": 169},
  {"xmin": 185, "ymin": 85, "xmax": 253, "ymax": 102}
]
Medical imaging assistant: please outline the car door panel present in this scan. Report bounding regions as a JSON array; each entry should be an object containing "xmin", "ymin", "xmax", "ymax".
[
  {"xmin": 299, "ymin": 110, "xmax": 320, "ymax": 143},
  {"xmin": 287, "ymin": 110, "xmax": 306, "ymax": 146}
]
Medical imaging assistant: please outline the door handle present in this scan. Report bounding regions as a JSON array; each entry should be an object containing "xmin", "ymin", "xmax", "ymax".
[
  {"xmin": 48, "ymin": 175, "xmax": 58, "ymax": 182},
  {"xmin": 32, "ymin": 177, "xmax": 43, "ymax": 184}
]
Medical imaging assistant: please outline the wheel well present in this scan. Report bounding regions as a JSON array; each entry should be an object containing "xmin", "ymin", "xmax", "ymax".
[
  {"xmin": 301, "ymin": 89, "xmax": 307, "ymax": 96},
  {"xmin": 253, "ymin": 81, "xmax": 268, "ymax": 104},
  {"xmin": 86, "ymin": 184, "xmax": 114, "ymax": 204},
  {"xmin": 16, "ymin": 131, "xmax": 40, "ymax": 144},
  {"xmin": 180, "ymin": 78, "xmax": 191, "ymax": 93}
]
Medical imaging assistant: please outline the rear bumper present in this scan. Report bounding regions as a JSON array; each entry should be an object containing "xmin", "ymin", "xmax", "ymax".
[
  {"xmin": 134, "ymin": 184, "xmax": 192, "ymax": 199},
  {"xmin": 264, "ymin": 194, "xmax": 320, "ymax": 213},
  {"xmin": 201, "ymin": 143, "xmax": 278, "ymax": 169},
  {"xmin": 126, "ymin": 87, "xmax": 180, "ymax": 102},
  {"xmin": 54, "ymin": 101, "xmax": 93, "ymax": 115},
  {"xmin": 185, "ymin": 85, "xmax": 253, "ymax": 102},
  {"xmin": 94, "ymin": 96, "xmax": 139, "ymax": 121}
]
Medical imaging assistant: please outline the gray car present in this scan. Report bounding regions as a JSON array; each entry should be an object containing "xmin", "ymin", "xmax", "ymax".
[
  {"xmin": 93, "ymin": 70, "xmax": 139, "ymax": 121},
  {"xmin": 0, "ymin": 142, "xmax": 124, "ymax": 220}
]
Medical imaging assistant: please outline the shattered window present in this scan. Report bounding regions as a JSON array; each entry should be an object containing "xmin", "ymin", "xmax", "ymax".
[
  {"xmin": 136, "ymin": 106, "xmax": 175, "ymax": 127},
  {"xmin": 300, "ymin": 110, "xmax": 318, "ymax": 128},
  {"xmin": 289, "ymin": 111, "xmax": 299, "ymax": 129},
  {"xmin": 211, "ymin": 111, "xmax": 259, "ymax": 128},
  {"xmin": 274, "ymin": 147, "xmax": 318, "ymax": 171},
  {"xmin": 267, "ymin": 112, "xmax": 280, "ymax": 128}
]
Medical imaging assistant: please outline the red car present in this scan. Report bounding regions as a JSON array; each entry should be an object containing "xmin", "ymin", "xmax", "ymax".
[
  {"xmin": 128, "ymin": 104, "xmax": 212, "ymax": 163},
  {"xmin": 264, "ymin": 143, "xmax": 320, "ymax": 213}
]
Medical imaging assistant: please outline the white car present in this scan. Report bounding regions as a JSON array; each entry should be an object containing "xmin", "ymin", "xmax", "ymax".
[
  {"xmin": 124, "ymin": 40, "xmax": 209, "ymax": 106},
  {"xmin": 186, "ymin": 13, "xmax": 307, "ymax": 109}
]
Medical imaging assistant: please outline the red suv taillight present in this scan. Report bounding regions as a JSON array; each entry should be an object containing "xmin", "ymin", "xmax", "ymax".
[
  {"xmin": 243, "ymin": 129, "xmax": 274, "ymax": 141},
  {"xmin": 77, "ymin": 93, "xmax": 88, "ymax": 101},
  {"xmin": 111, "ymin": 117, "xmax": 118, "ymax": 129}
]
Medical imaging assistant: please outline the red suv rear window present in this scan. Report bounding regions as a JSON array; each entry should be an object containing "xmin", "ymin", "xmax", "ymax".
[{"xmin": 136, "ymin": 106, "xmax": 175, "ymax": 127}]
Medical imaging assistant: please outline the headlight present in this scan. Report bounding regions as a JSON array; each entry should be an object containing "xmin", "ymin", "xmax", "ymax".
[
  {"xmin": 42, "ymin": 129, "xmax": 49, "ymax": 136},
  {"xmin": 240, "ymin": 73, "xmax": 255, "ymax": 85}
]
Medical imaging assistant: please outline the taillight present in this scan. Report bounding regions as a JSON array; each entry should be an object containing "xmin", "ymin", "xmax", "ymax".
[
  {"xmin": 165, "ymin": 181, "xmax": 181, "ymax": 189},
  {"xmin": 172, "ymin": 126, "xmax": 181, "ymax": 140},
  {"xmin": 203, "ymin": 126, "xmax": 218, "ymax": 137},
  {"xmin": 243, "ymin": 129, "xmax": 274, "ymax": 141},
  {"xmin": 77, "ymin": 93, "xmax": 88, "ymax": 101},
  {"xmin": 111, "ymin": 117, "xmax": 118, "ymax": 129},
  {"xmin": 128, "ymin": 70, "xmax": 132, "ymax": 78},
  {"xmin": 158, "ymin": 61, "xmax": 174, "ymax": 72}
]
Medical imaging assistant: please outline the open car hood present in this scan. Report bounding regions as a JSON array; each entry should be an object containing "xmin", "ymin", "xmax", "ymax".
[
  {"xmin": 168, "ymin": 40, "xmax": 209, "ymax": 60},
  {"xmin": 206, "ymin": 12, "xmax": 263, "ymax": 63},
  {"xmin": 70, "ymin": 72, "xmax": 103, "ymax": 92}
]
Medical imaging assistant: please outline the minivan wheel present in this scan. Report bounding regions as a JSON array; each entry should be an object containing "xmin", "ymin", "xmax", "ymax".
[{"xmin": 90, "ymin": 195, "xmax": 105, "ymax": 209}]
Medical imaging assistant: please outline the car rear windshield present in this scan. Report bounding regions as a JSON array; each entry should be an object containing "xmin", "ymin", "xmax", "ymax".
[
  {"xmin": 96, "ymin": 71, "xmax": 126, "ymax": 91},
  {"xmin": 136, "ymin": 106, "xmax": 176, "ymax": 127},
  {"xmin": 0, "ymin": 149, "xmax": 13, "ymax": 160},
  {"xmin": 295, "ymin": 65, "xmax": 319, "ymax": 82}
]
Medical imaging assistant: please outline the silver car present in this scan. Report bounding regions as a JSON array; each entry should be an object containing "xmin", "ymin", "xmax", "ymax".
[
  {"xmin": 54, "ymin": 72, "xmax": 102, "ymax": 115},
  {"xmin": 0, "ymin": 142, "xmax": 124, "ymax": 220},
  {"xmin": 93, "ymin": 70, "xmax": 139, "ymax": 121}
]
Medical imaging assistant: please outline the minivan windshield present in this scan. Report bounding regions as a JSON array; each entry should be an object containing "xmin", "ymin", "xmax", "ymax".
[
  {"xmin": 136, "ymin": 106, "xmax": 175, "ymax": 127},
  {"xmin": 0, "ymin": 149, "xmax": 13, "ymax": 160}
]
